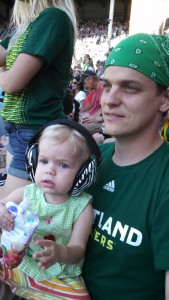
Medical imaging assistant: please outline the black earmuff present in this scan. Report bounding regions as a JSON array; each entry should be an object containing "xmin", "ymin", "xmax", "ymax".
[{"xmin": 25, "ymin": 119, "xmax": 101, "ymax": 196}]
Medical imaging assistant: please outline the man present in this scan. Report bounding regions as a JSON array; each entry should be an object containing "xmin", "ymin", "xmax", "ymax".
[
  {"xmin": 79, "ymin": 70, "xmax": 103, "ymax": 134},
  {"xmin": 82, "ymin": 33, "xmax": 169, "ymax": 300}
]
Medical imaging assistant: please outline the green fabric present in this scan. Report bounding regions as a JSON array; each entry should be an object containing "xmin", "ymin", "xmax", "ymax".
[
  {"xmin": 0, "ymin": 8, "xmax": 74, "ymax": 130},
  {"xmin": 20, "ymin": 184, "xmax": 92, "ymax": 281},
  {"xmin": 83, "ymin": 142, "xmax": 169, "ymax": 300},
  {"xmin": 105, "ymin": 33, "xmax": 169, "ymax": 87}
]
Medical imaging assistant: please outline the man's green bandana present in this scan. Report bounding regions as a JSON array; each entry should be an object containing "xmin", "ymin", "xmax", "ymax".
[
  {"xmin": 105, "ymin": 33, "xmax": 169, "ymax": 142},
  {"xmin": 105, "ymin": 33, "xmax": 169, "ymax": 87}
]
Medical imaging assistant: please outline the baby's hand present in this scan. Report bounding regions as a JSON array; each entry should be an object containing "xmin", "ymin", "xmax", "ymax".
[
  {"xmin": 33, "ymin": 237, "xmax": 60, "ymax": 269},
  {"xmin": 0, "ymin": 204, "xmax": 14, "ymax": 231}
]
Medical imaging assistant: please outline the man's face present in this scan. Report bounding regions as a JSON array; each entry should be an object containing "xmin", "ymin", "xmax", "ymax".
[
  {"xmin": 101, "ymin": 66, "xmax": 165, "ymax": 139},
  {"xmin": 83, "ymin": 77, "xmax": 94, "ymax": 91}
]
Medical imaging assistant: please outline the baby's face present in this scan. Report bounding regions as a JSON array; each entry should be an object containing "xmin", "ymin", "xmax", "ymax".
[{"xmin": 34, "ymin": 139, "xmax": 84, "ymax": 204}]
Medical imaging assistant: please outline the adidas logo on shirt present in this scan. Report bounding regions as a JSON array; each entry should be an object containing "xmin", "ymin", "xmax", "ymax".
[{"xmin": 103, "ymin": 180, "xmax": 115, "ymax": 192}]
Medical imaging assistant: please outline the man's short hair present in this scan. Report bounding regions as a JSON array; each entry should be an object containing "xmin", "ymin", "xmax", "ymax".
[{"xmin": 78, "ymin": 70, "xmax": 97, "ymax": 85}]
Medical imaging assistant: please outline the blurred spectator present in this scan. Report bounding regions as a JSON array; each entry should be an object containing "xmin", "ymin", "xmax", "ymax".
[
  {"xmin": 82, "ymin": 54, "xmax": 91, "ymax": 71},
  {"xmin": 78, "ymin": 70, "xmax": 104, "ymax": 134},
  {"xmin": 79, "ymin": 70, "xmax": 103, "ymax": 116},
  {"xmin": 72, "ymin": 63, "xmax": 82, "ymax": 77},
  {"xmin": 71, "ymin": 75, "xmax": 86, "ymax": 108},
  {"xmin": 63, "ymin": 89, "xmax": 80, "ymax": 122}
]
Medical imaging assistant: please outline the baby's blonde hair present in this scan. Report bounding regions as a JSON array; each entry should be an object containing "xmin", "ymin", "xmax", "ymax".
[
  {"xmin": 39, "ymin": 124, "xmax": 91, "ymax": 162},
  {"xmin": 8, "ymin": 0, "xmax": 78, "ymax": 52}
]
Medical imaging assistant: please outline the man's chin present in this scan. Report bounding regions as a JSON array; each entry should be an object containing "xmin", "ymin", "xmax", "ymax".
[{"xmin": 102, "ymin": 123, "xmax": 118, "ymax": 136}]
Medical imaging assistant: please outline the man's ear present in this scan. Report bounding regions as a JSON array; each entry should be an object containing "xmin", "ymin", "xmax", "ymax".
[{"xmin": 159, "ymin": 88, "xmax": 169, "ymax": 113}]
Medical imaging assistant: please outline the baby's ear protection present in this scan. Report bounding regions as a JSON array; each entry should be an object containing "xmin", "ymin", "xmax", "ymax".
[{"xmin": 25, "ymin": 119, "xmax": 101, "ymax": 196}]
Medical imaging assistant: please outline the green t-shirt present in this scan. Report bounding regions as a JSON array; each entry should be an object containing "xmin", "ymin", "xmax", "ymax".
[
  {"xmin": 0, "ymin": 8, "xmax": 74, "ymax": 130},
  {"xmin": 83, "ymin": 142, "xmax": 169, "ymax": 300}
]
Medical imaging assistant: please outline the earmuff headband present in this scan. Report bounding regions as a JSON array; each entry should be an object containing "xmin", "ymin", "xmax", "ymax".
[
  {"xmin": 25, "ymin": 119, "xmax": 101, "ymax": 196},
  {"xmin": 27, "ymin": 119, "xmax": 101, "ymax": 165}
]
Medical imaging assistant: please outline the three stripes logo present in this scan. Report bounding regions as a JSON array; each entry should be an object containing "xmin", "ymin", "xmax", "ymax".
[{"xmin": 103, "ymin": 180, "xmax": 115, "ymax": 192}]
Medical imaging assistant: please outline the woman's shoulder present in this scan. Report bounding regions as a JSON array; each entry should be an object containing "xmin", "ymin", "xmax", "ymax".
[
  {"xmin": 39, "ymin": 7, "xmax": 68, "ymax": 18},
  {"xmin": 88, "ymin": 66, "xmax": 95, "ymax": 72},
  {"xmin": 79, "ymin": 90, "xmax": 86, "ymax": 96},
  {"xmin": 33, "ymin": 7, "xmax": 70, "ymax": 27},
  {"xmin": 75, "ymin": 90, "xmax": 86, "ymax": 101}
]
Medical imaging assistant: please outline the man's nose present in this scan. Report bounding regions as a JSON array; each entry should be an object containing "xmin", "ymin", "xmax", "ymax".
[{"xmin": 101, "ymin": 86, "xmax": 121, "ymax": 106}]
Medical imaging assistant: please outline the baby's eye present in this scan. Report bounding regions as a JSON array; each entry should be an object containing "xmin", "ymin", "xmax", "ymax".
[
  {"xmin": 59, "ymin": 162, "xmax": 69, "ymax": 168},
  {"xmin": 38, "ymin": 159, "xmax": 48, "ymax": 164}
]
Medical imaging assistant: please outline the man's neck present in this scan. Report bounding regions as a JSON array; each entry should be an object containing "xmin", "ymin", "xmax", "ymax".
[{"xmin": 113, "ymin": 132, "xmax": 163, "ymax": 166}]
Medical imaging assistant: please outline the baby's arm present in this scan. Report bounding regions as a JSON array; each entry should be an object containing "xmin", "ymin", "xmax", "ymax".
[
  {"xmin": 0, "ymin": 187, "xmax": 24, "ymax": 231},
  {"xmin": 60, "ymin": 202, "xmax": 93, "ymax": 263},
  {"xmin": 33, "ymin": 202, "xmax": 93, "ymax": 269}
]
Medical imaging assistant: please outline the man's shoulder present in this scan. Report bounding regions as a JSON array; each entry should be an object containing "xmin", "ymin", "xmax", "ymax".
[
  {"xmin": 99, "ymin": 142, "xmax": 115, "ymax": 157},
  {"xmin": 160, "ymin": 141, "xmax": 169, "ymax": 155},
  {"xmin": 159, "ymin": 141, "xmax": 169, "ymax": 166}
]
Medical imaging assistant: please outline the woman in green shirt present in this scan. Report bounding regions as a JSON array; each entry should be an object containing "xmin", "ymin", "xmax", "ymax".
[{"xmin": 0, "ymin": 0, "xmax": 77, "ymax": 199}]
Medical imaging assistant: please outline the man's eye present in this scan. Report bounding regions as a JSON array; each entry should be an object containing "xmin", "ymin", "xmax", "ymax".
[
  {"xmin": 103, "ymin": 82, "xmax": 110, "ymax": 90},
  {"xmin": 127, "ymin": 86, "xmax": 136, "ymax": 90},
  {"xmin": 124, "ymin": 85, "xmax": 140, "ymax": 92}
]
